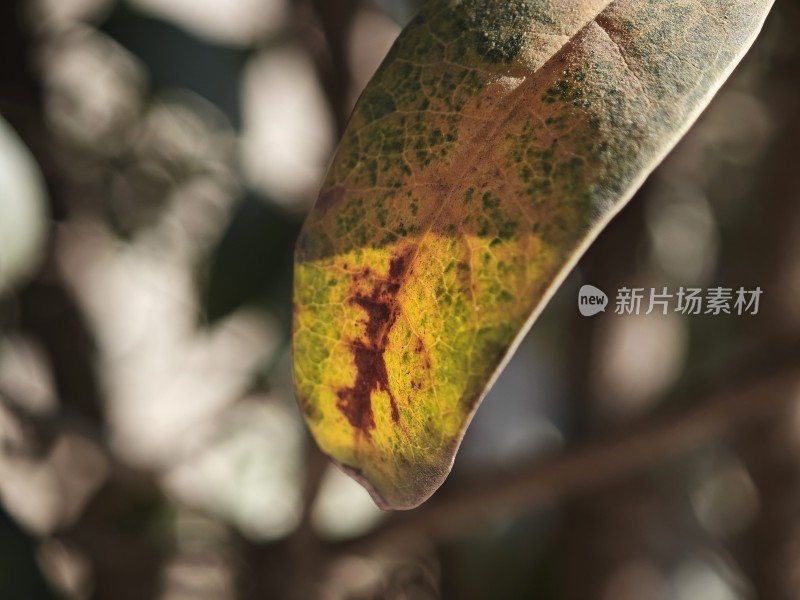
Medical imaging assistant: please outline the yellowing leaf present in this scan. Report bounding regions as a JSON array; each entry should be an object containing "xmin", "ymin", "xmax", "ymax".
[{"xmin": 292, "ymin": 0, "xmax": 774, "ymax": 509}]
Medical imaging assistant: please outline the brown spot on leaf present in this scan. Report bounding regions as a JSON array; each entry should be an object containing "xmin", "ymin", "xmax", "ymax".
[
  {"xmin": 389, "ymin": 253, "xmax": 408, "ymax": 278},
  {"xmin": 336, "ymin": 250, "xmax": 412, "ymax": 435}
]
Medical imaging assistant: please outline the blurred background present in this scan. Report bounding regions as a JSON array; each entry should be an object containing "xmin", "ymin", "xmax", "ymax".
[{"xmin": 0, "ymin": 0, "xmax": 799, "ymax": 598}]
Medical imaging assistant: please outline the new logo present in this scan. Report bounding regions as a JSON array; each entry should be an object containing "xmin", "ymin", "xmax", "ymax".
[{"xmin": 578, "ymin": 284, "xmax": 608, "ymax": 317}]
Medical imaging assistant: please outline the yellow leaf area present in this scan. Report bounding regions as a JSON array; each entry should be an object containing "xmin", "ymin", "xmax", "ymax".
[{"xmin": 293, "ymin": 0, "xmax": 773, "ymax": 509}]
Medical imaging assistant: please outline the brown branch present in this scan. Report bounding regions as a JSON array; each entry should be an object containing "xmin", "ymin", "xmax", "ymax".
[
  {"xmin": 0, "ymin": 0, "xmax": 105, "ymax": 428},
  {"xmin": 17, "ymin": 281, "xmax": 106, "ymax": 427},
  {"xmin": 294, "ymin": 0, "xmax": 359, "ymax": 136},
  {"xmin": 340, "ymin": 338, "xmax": 800, "ymax": 552}
]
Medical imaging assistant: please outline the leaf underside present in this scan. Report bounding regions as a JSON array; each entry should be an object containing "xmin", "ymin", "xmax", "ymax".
[{"xmin": 292, "ymin": 0, "xmax": 774, "ymax": 509}]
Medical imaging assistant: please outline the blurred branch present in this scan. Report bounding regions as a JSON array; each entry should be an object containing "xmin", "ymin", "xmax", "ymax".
[
  {"xmin": 18, "ymin": 281, "xmax": 106, "ymax": 426},
  {"xmin": 732, "ymin": 40, "xmax": 800, "ymax": 599},
  {"xmin": 344, "ymin": 337, "xmax": 800, "ymax": 551},
  {"xmin": 0, "ymin": 0, "xmax": 106, "ymax": 428},
  {"xmin": 276, "ymin": 3, "xmax": 362, "ymax": 572},
  {"xmin": 294, "ymin": 0, "xmax": 359, "ymax": 135},
  {"xmin": 0, "ymin": 0, "xmax": 63, "ymax": 218}
]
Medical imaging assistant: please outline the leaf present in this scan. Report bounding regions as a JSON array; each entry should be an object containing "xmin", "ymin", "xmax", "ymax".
[
  {"xmin": 292, "ymin": 0, "xmax": 774, "ymax": 509},
  {"xmin": 0, "ymin": 117, "xmax": 48, "ymax": 297}
]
